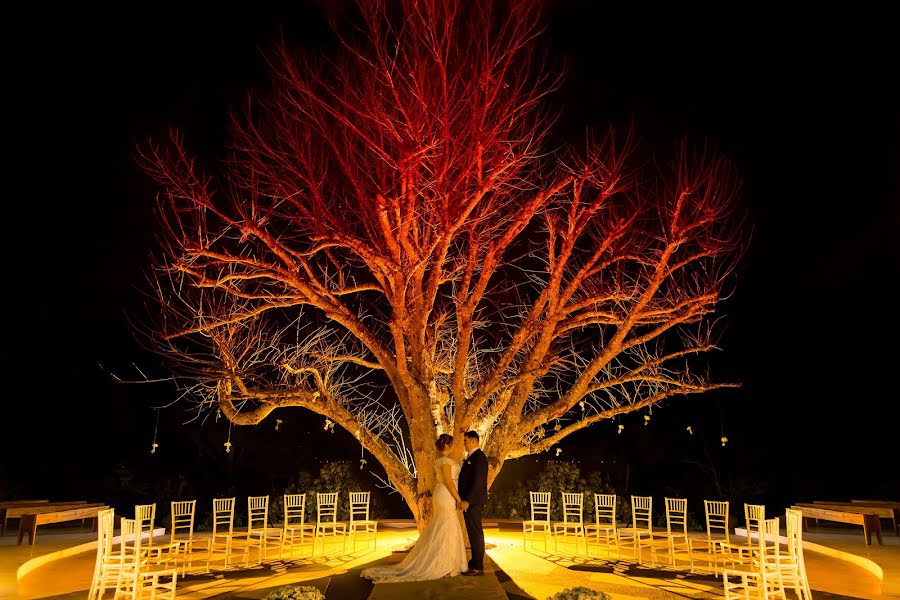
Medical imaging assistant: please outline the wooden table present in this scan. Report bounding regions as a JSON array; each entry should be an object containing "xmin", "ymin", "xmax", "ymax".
[
  {"xmin": 0, "ymin": 501, "xmax": 82, "ymax": 536},
  {"xmin": 17, "ymin": 503, "xmax": 108, "ymax": 545},
  {"xmin": 791, "ymin": 504, "xmax": 883, "ymax": 545}
]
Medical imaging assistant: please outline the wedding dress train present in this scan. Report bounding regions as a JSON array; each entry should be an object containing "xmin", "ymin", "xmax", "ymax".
[{"xmin": 361, "ymin": 456, "xmax": 468, "ymax": 582}]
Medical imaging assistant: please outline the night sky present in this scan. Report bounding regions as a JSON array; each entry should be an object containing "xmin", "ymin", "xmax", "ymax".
[{"xmin": 4, "ymin": 0, "xmax": 898, "ymax": 515}]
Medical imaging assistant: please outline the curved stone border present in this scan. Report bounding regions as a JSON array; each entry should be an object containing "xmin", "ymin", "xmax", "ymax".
[{"xmin": 16, "ymin": 527, "xmax": 165, "ymax": 580}]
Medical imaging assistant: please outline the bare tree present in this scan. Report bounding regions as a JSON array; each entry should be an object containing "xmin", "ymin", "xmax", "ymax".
[{"xmin": 139, "ymin": 0, "xmax": 743, "ymax": 525}]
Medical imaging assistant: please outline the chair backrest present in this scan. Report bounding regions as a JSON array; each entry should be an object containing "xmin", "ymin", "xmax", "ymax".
[
  {"xmin": 349, "ymin": 492, "xmax": 371, "ymax": 523},
  {"xmin": 95, "ymin": 508, "xmax": 115, "ymax": 562},
  {"xmin": 631, "ymin": 495, "xmax": 652, "ymax": 531},
  {"xmin": 594, "ymin": 494, "xmax": 616, "ymax": 527},
  {"xmin": 529, "ymin": 492, "xmax": 551, "ymax": 522},
  {"xmin": 317, "ymin": 492, "xmax": 339, "ymax": 524},
  {"xmin": 665, "ymin": 498, "xmax": 688, "ymax": 534},
  {"xmin": 785, "ymin": 508, "xmax": 804, "ymax": 560},
  {"xmin": 118, "ymin": 517, "xmax": 142, "ymax": 570},
  {"xmin": 212, "ymin": 497, "xmax": 235, "ymax": 536},
  {"xmin": 745, "ymin": 503, "xmax": 766, "ymax": 548},
  {"xmin": 704, "ymin": 500, "xmax": 730, "ymax": 542},
  {"xmin": 284, "ymin": 494, "xmax": 307, "ymax": 528},
  {"xmin": 561, "ymin": 492, "xmax": 584, "ymax": 525},
  {"xmin": 135, "ymin": 503, "xmax": 156, "ymax": 538},
  {"xmin": 248, "ymin": 495, "xmax": 270, "ymax": 532},
  {"xmin": 134, "ymin": 502, "xmax": 156, "ymax": 531},
  {"xmin": 756, "ymin": 517, "xmax": 781, "ymax": 570},
  {"xmin": 170, "ymin": 500, "xmax": 196, "ymax": 543}
]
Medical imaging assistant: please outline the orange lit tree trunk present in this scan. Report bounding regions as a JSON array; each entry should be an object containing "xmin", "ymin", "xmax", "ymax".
[{"xmin": 140, "ymin": 0, "xmax": 743, "ymax": 527}]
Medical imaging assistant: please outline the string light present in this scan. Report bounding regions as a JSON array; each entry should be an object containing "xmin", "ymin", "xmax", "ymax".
[
  {"xmin": 719, "ymin": 405, "xmax": 728, "ymax": 447},
  {"xmin": 150, "ymin": 408, "xmax": 160, "ymax": 454}
]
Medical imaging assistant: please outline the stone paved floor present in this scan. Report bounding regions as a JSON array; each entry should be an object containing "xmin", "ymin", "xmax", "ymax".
[{"xmin": 3, "ymin": 525, "xmax": 895, "ymax": 599}]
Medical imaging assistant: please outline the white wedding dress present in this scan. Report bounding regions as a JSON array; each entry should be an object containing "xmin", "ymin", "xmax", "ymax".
[{"xmin": 361, "ymin": 456, "xmax": 468, "ymax": 582}]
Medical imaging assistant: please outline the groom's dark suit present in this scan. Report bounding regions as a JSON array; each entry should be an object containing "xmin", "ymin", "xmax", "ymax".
[{"xmin": 458, "ymin": 447, "xmax": 488, "ymax": 571}]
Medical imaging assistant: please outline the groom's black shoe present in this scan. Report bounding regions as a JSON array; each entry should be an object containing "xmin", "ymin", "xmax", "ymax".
[{"xmin": 461, "ymin": 569, "xmax": 484, "ymax": 576}]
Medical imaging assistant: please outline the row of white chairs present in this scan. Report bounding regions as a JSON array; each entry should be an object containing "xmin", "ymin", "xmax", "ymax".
[
  {"xmin": 523, "ymin": 493, "xmax": 812, "ymax": 600},
  {"xmin": 88, "ymin": 492, "xmax": 377, "ymax": 599}
]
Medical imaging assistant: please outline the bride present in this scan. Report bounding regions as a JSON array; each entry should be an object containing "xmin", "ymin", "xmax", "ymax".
[{"xmin": 361, "ymin": 433, "xmax": 468, "ymax": 582}]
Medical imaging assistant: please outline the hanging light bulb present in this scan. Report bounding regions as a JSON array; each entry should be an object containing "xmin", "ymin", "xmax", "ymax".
[
  {"xmin": 617, "ymin": 424, "xmax": 624, "ymax": 434},
  {"xmin": 150, "ymin": 409, "xmax": 160, "ymax": 455},
  {"xmin": 721, "ymin": 436, "xmax": 728, "ymax": 447},
  {"xmin": 275, "ymin": 419, "xmax": 283, "ymax": 431},
  {"xmin": 359, "ymin": 458, "xmax": 367, "ymax": 470},
  {"xmin": 686, "ymin": 426, "xmax": 693, "ymax": 435},
  {"xmin": 644, "ymin": 414, "xmax": 650, "ymax": 426},
  {"xmin": 324, "ymin": 418, "xmax": 335, "ymax": 433}
]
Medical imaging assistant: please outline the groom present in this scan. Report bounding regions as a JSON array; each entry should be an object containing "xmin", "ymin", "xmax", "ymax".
[{"xmin": 458, "ymin": 430, "xmax": 488, "ymax": 576}]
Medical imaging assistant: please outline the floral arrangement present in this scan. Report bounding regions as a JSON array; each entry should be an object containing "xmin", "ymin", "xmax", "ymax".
[
  {"xmin": 264, "ymin": 585, "xmax": 325, "ymax": 600},
  {"xmin": 547, "ymin": 587, "xmax": 611, "ymax": 600}
]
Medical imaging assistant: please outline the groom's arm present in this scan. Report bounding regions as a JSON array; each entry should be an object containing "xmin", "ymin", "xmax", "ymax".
[{"xmin": 472, "ymin": 452, "xmax": 488, "ymax": 504}]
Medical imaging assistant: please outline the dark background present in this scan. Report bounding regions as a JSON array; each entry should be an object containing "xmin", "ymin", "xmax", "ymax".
[{"xmin": 3, "ymin": 0, "xmax": 898, "ymax": 519}]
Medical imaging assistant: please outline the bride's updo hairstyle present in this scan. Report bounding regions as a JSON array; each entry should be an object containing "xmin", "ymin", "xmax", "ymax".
[{"xmin": 435, "ymin": 433, "xmax": 454, "ymax": 451}]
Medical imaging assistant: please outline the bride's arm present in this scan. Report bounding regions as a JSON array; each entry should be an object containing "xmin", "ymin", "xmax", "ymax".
[{"xmin": 440, "ymin": 462, "xmax": 462, "ymax": 504}]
